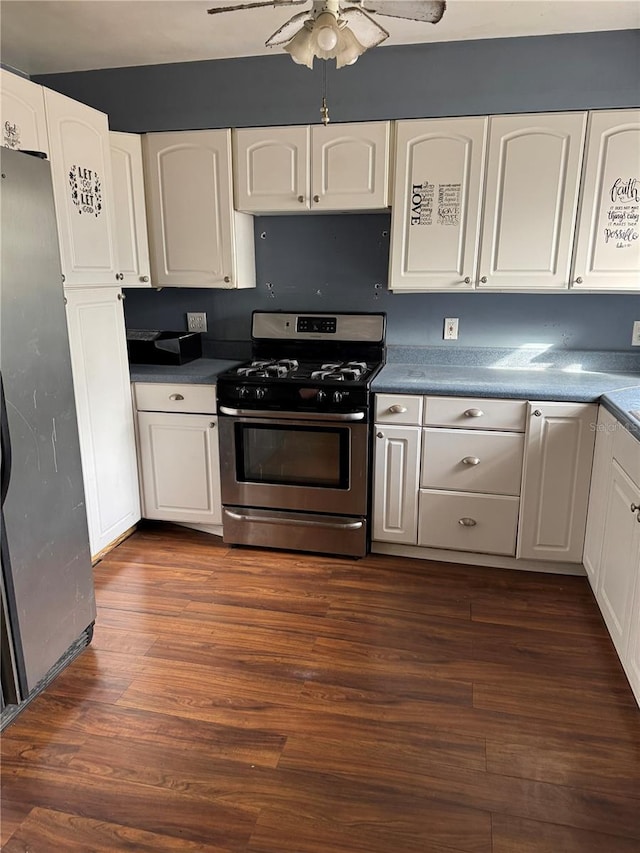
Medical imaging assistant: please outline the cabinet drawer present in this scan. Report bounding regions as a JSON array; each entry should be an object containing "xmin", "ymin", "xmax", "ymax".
[
  {"xmin": 418, "ymin": 490, "xmax": 519, "ymax": 555},
  {"xmin": 424, "ymin": 396, "xmax": 527, "ymax": 432},
  {"xmin": 375, "ymin": 394, "xmax": 423, "ymax": 425},
  {"xmin": 134, "ymin": 383, "xmax": 216, "ymax": 414},
  {"xmin": 421, "ymin": 428, "xmax": 524, "ymax": 495},
  {"xmin": 613, "ymin": 424, "xmax": 640, "ymax": 490}
]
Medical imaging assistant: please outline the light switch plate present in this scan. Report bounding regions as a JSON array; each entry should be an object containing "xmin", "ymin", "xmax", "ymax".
[
  {"xmin": 632, "ymin": 320, "xmax": 640, "ymax": 346},
  {"xmin": 444, "ymin": 318, "xmax": 459, "ymax": 340}
]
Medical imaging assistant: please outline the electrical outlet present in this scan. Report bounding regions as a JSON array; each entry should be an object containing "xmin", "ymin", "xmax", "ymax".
[
  {"xmin": 632, "ymin": 320, "xmax": 640, "ymax": 346},
  {"xmin": 187, "ymin": 312, "xmax": 207, "ymax": 333},
  {"xmin": 443, "ymin": 318, "xmax": 459, "ymax": 340}
]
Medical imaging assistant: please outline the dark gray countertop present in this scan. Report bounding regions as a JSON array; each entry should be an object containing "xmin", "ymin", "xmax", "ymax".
[{"xmin": 129, "ymin": 358, "xmax": 241, "ymax": 385}]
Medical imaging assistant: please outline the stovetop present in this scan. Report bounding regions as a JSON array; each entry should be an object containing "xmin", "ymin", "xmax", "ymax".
[{"xmin": 232, "ymin": 359, "xmax": 377, "ymax": 384}]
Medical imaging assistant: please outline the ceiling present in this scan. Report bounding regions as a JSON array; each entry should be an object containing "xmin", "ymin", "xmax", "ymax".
[{"xmin": 1, "ymin": 0, "xmax": 639, "ymax": 76}]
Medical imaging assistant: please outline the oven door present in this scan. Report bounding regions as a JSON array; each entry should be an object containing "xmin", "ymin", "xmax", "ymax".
[{"xmin": 218, "ymin": 413, "xmax": 369, "ymax": 516}]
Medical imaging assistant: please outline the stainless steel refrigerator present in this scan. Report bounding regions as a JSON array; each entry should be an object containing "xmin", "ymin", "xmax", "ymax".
[{"xmin": 1, "ymin": 147, "xmax": 96, "ymax": 728}]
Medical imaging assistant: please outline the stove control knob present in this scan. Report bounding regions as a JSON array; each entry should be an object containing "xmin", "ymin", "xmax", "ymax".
[
  {"xmin": 333, "ymin": 390, "xmax": 345, "ymax": 404},
  {"xmin": 255, "ymin": 387, "xmax": 267, "ymax": 400},
  {"xmin": 238, "ymin": 386, "xmax": 250, "ymax": 399},
  {"xmin": 317, "ymin": 389, "xmax": 327, "ymax": 403}
]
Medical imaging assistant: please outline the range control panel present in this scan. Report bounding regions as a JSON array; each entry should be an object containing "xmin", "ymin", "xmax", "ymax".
[{"xmin": 296, "ymin": 316, "xmax": 337, "ymax": 334}]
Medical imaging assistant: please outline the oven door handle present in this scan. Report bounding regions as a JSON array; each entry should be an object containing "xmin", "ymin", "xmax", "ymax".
[
  {"xmin": 224, "ymin": 508, "xmax": 364, "ymax": 531},
  {"xmin": 219, "ymin": 406, "xmax": 365, "ymax": 422}
]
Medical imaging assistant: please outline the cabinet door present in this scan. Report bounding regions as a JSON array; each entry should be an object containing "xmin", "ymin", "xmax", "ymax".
[
  {"xmin": 44, "ymin": 88, "xmax": 118, "ymax": 287},
  {"xmin": 65, "ymin": 288, "xmax": 141, "ymax": 558},
  {"xmin": 144, "ymin": 129, "xmax": 254, "ymax": 289},
  {"xmin": 109, "ymin": 131, "xmax": 151, "ymax": 287},
  {"xmin": 518, "ymin": 402, "xmax": 596, "ymax": 563},
  {"xmin": 389, "ymin": 117, "xmax": 487, "ymax": 291},
  {"xmin": 583, "ymin": 406, "xmax": 617, "ymax": 589},
  {"xmin": 596, "ymin": 460, "xmax": 640, "ymax": 659},
  {"xmin": 0, "ymin": 69, "xmax": 49, "ymax": 155},
  {"xmin": 571, "ymin": 109, "xmax": 640, "ymax": 291},
  {"xmin": 625, "ymin": 535, "xmax": 640, "ymax": 706},
  {"xmin": 137, "ymin": 412, "xmax": 221, "ymax": 525},
  {"xmin": 372, "ymin": 425, "xmax": 421, "ymax": 544},
  {"xmin": 233, "ymin": 126, "xmax": 310, "ymax": 212},
  {"xmin": 477, "ymin": 112, "xmax": 587, "ymax": 290},
  {"xmin": 311, "ymin": 121, "xmax": 390, "ymax": 211}
]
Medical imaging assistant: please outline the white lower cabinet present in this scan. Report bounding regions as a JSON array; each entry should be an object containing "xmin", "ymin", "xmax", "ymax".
[
  {"xmin": 64, "ymin": 288, "xmax": 140, "ymax": 557},
  {"xmin": 372, "ymin": 424, "xmax": 421, "ymax": 544},
  {"xmin": 518, "ymin": 402, "xmax": 597, "ymax": 563},
  {"xmin": 585, "ymin": 412, "xmax": 640, "ymax": 705},
  {"xmin": 373, "ymin": 393, "xmax": 596, "ymax": 567},
  {"xmin": 133, "ymin": 383, "xmax": 222, "ymax": 527}
]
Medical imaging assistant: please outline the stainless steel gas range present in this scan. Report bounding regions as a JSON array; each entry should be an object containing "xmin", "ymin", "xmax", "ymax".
[{"xmin": 217, "ymin": 311, "xmax": 386, "ymax": 557}]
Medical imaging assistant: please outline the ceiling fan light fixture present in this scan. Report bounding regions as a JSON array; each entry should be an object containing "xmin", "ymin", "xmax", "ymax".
[
  {"xmin": 313, "ymin": 11, "xmax": 340, "ymax": 52},
  {"xmin": 335, "ymin": 25, "xmax": 366, "ymax": 68},
  {"xmin": 283, "ymin": 22, "xmax": 316, "ymax": 67}
]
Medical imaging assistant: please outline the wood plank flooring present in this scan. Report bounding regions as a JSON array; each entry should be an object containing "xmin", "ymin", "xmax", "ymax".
[{"xmin": 2, "ymin": 523, "xmax": 639, "ymax": 852}]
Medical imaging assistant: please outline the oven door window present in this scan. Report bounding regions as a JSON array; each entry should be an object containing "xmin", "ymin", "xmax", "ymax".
[{"xmin": 236, "ymin": 423, "xmax": 349, "ymax": 488}]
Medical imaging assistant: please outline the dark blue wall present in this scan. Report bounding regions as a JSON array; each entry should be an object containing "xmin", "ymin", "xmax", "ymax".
[{"xmin": 35, "ymin": 30, "xmax": 640, "ymax": 352}]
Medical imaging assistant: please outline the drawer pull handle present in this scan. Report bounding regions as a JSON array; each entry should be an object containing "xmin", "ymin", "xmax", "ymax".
[
  {"xmin": 631, "ymin": 503, "xmax": 640, "ymax": 513},
  {"xmin": 376, "ymin": 431, "xmax": 385, "ymax": 439},
  {"xmin": 533, "ymin": 409, "xmax": 542, "ymax": 417},
  {"xmin": 169, "ymin": 393, "xmax": 185, "ymax": 401},
  {"xmin": 389, "ymin": 405, "xmax": 408, "ymax": 414},
  {"xmin": 464, "ymin": 408, "xmax": 483, "ymax": 418},
  {"xmin": 458, "ymin": 517, "xmax": 477, "ymax": 527},
  {"xmin": 462, "ymin": 456, "xmax": 481, "ymax": 466},
  {"xmin": 210, "ymin": 422, "xmax": 216, "ymax": 428}
]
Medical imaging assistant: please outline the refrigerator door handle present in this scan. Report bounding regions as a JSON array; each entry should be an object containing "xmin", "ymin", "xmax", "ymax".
[{"xmin": 0, "ymin": 373, "xmax": 12, "ymax": 508}]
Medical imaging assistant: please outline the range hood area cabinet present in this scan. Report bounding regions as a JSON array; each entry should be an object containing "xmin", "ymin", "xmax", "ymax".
[
  {"xmin": 232, "ymin": 121, "xmax": 391, "ymax": 213},
  {"xmin": 0, "ymin": 68, "xmax": 49, "ymax": 156},
  {"xmin": 143, "ymin": 130, "xmax": 256, "ymax": 289},
  {"xmin": 389, "ymin": 112, "xmax": 589, "ymax": 292}
]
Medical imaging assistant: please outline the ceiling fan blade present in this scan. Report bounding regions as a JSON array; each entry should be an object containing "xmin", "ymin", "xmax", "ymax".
[
  {"xmin": 265, "ymin": 11, "xmax": 312, "ymax": 46},
  {"xmin": 340, "ymin": 7, "xmax": 389, "ymax": 49},
  {"xmin": 359, "ymin": 1, "xmax": 446, "ymax": 23},
  {"xmin": 207, "ymin": 0, "xmax": 306, "ymax": 15}
]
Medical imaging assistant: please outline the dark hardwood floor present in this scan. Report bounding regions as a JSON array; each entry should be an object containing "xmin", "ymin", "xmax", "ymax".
[{"xmin": 2, "ymin": 523, "xmax": 639, "ymax": 852}]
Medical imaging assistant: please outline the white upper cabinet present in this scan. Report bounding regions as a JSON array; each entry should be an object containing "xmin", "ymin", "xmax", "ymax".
[
  {"xmin": 389, "ymin": 117, "xmax": 487, "ymax": 291},
  {"xmin": 233, "ymin": 125, "xmax": 310, "ymax": 212},
  {"xmin": 44, "ymin": 88, "xmax": 118, "ymax": 287},
  {"xmin": 233, "ymin": 121, "xmax": 390, "ymax": 213},
  {"xmin": 0, "ymin": 70, "xmax": 49, "ymax": 156},
  {"xmin": 571, "ymin": 109, "xmax": 640, "ymax": 291},
  {"xmin": 477, "ymin": 112, "xmax": 587, "ymax": 290},
  {"xmin": 144, "ymin": 129, "xmax": 255, "ymax": 288},
  {"xmin": 109, "ymin": 131, "xmax": 151, "ymax": 288}
]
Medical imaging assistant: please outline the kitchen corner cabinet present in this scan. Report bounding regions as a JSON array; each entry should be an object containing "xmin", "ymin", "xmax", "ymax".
[
  {"xmin": 44, "ymin": 88, "xmax": 119, "ymax": 287},
  {"xmin": 64, "ymin": 288, "xmax": 141, "ymax": 558},
  {"xmin": 584, "ymin": 412, "xmax": 640, "ymax": 704},
  {"xmin": 372, "ymin": 395, "xmax": 423, "ymax": 544},
  {"xmin": 518, "ymin": 402, "xmax": 596, "ymax": 563},
  {"xmin": 109, "ymin": 131, "xmax": 151, "ymax": 288},
  {"xmin": 233, "ymin": 121, "xmax": 390, "ymax": 213},
  {"xmin": 133, "ymin": 384, "xmax": 222, "ymax": 526},
  {"xmin": 143, "ymin": 130, "xmax": 255, "ymax": 289},
  {"xmin": 389, "ymin": 112, "xmax": 587, "ymax": 292},
  {"xmin": 571, "ymin": 109, "xmax": 640, "ymax": 291},
  {"xmin": 389, "ymin": 117, "xmax": 487, "ymax": 291},
  {"xmin": 0, "ymin": 69, "xmax": 49, "ymax": 155}
]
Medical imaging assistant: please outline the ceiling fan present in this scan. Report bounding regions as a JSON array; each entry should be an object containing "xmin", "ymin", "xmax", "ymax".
[{"xmin": 207, "ymin": 0, "xmax": 447, "ymax": 69}]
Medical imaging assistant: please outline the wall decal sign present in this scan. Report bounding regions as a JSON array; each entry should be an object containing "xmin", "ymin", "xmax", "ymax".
[
  {"xmin": 3, "ymin": 120, "xmax": 21, "ymax": 149},
  {"xmin": 69, "ymin": 165, "xmax": 103, "ymax": 217},
  {"xmin": 410, "ymin": 180, "xmax": 461, "ymax": 226},
  {"xmin": 603, "ymin": 176, "xmax": 639, "ymax": 250}
]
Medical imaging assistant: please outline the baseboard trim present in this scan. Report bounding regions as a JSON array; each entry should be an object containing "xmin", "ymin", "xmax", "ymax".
[{"xmin": 91, "ymin": 524, "xmax": 137, "ymax": 565}]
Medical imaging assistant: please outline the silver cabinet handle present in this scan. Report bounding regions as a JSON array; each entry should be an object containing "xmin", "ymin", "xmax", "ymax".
[
  {"xmin": 480, "ymin": 276, "xmax": 487, "ymax": 284},
  {"xmin": 574, "ymin": 277, "xmax": 583, "ymax": 284},
  {"xmin": 463, "ymin": 276, "xmax": 471, "ymax": 284},
  {"xmin": 533, "ymin": 409, "xmax": 542, "ymax": 417},
  {"xmin": 169, "ymin": 393, "xmax": 184, "ymax": 401},
  {"xmin": 117, "ymin": 292, "xmax": 125, "ymax": 300},
  {"xmin": 462, "ymin": 456, "xmax": 480, "ymax": 466},
  {"xmin": 464, "ymin": 408, "xmax": 483, "ymax": 418},
  {"xmin": 376, "ymin": 431, "xmax": 385, "ymax": 439},
  {"xmin": 458, "ymin": 517, "xmax": 477, "ymax": 527},
  {"xmin": 209, "ymin": 422, "xmax": 216, "ymax": 428},
  {"xmin": 313, "ymin": 194, "xmax": 320, "ymax": 203},
  {"xmin": 140, "ymin": 275, "xmax": 149, "ymax": 282},
  {"xmin": 298, "ymin": 195, "xmax": 305, "ymax": 203},
  {"xmin": 631, "ymin": 503, "xmax": 640, "ymax": 513},
  {"xmin": 224, "ymin": 275, "xmax": 231, "ymax": 283},
  {"xmin": 115, "ymin": 272, "xmax": 124, "ymax": 281},
  {"xmin": 389, "ymin": 405, "xmax": 407, "ymax": 413}
]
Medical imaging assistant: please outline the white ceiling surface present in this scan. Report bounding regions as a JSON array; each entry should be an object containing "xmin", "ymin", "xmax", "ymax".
[{"xmin": 1, "ymin": 0, "xmax": 639, "ymax": 75}]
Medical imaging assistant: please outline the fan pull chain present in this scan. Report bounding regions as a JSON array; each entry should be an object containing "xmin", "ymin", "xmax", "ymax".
[{"xmin": 320, "ymin": 62, "xmax": 330, "ymax": 125}]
